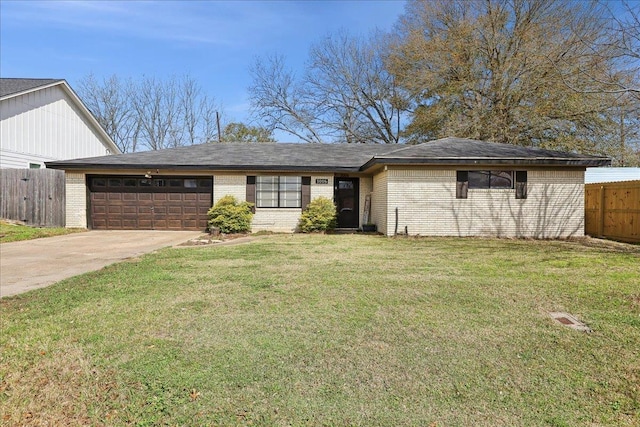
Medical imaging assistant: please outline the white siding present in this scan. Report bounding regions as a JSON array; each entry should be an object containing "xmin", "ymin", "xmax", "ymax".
[
  {"xmin": 382, "ymin": 168, "xmax": 584, "ymax": 238},
  {"xmin": 0, "ymin": 85, "xmax": 113, "ymax": 168}
]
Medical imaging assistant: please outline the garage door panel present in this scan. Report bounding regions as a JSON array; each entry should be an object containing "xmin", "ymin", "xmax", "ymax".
[
  {"xmin": 153, "ymin": 220, "xmax": 168, "ymax": 228},
  {"xmin": 92, "ymin": 219, "xmax": 107, "ymax": 228},
  {"xmin": 108, "ymin": 205, "xmax": 123, "ymax": 215},
  {"xmin": 168, "ymin": 206, "xmax": 183, "ymax": 215},
  {"xmin": 121, "ymin": 219, "xmax": 138, "ymax": 228},
  {"xmin": 137, "ymin": 219, "xmax": 152, "ymax": 228},
  {"xmin": 93, "ymin": 205, "xmax": 107, "ymax": 214}
]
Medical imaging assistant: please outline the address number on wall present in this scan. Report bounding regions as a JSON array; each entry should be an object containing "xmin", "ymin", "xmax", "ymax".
[{"xmin": 315, "ymin": 178, "xmax": 329, "ymax": 184}]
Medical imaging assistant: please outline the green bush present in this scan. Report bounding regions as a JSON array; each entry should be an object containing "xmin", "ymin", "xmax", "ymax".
[
  {"xmin": 207, "ymin": 195, "xmax": 254, "ymax": 234},
  {"xmin": 298, "ymin": 196, "xmax": 337, "ymax": 233}
]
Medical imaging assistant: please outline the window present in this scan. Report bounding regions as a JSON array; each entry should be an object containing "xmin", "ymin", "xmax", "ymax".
[
  {"xmin": 256, "ymin": 176, "xmax": 302, "ymax": 208},
  {"xmin": 457, "ymin": 170, "xmax": 526, "ymax": 199},
  {"xmin": 468, "ymin": 171, "xmax": 514, "ymax": 189},
  {"xmin": 29, "ymin": 163, "xmax": 41, "ymax": 169}
]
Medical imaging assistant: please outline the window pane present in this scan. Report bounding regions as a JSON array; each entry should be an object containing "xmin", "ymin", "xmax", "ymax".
[
  {"xmin": 338, "ymin": 181, "xmax": 354, "ymax": 190},
  {"xmin": 468, "ymin": 171, "xmax": 490, "ymax": 189},
  {"xmin": 490, "ymin": 171, "xmax": 513, "ymax": 189},
  {"xmin": 184, "ymin": 179, "xmax": 197, "ymax": 188},
  {"xmin": 139, "ymin": 179, "xmax": 152, "ymax": 187},
  {"xmin": 154, "ymin": 179, "xmax": 167, "ymax": 187},
  {"xmin": 198, "ymin": 179, "xmax": 212, "ymax": 188},
  {"xmin": 92, "ymin": 178, "xmax": 106, "ymax": 187},
  {"xmin": 108, "ymin": 178, "xmax": 122, "ymax": 187},
  {"xmin": 257, "ymin": 176, "xmax": 279, "ymax": 207},
  {"xmin": 123, "ymin": 179, "xmax": 137, "ymax": 187},
  {"xmin": 280, "ymin": 191, "xmax": 301, "ymax": 207},
  {"xmin": 169, "ymin": 179, "xmax": 183, "ymax": 187}
]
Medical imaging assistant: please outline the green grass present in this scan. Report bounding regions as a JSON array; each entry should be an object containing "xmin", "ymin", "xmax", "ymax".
[
  {"xmin": 1, "ymin": 235, "xmax": 639, "ymax": 426},
  {"xmin": 0, "ymin": 220, "xmax": 84, "ymax": 243}
]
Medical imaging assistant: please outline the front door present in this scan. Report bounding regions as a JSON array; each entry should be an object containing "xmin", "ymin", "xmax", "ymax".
[{"xmin": 335, "ymin": 178, "xmax": 359, "ymax": 228}]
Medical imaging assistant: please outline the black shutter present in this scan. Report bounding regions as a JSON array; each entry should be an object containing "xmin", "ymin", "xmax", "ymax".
[
  {"xmin": 515, "ymin": 171, "xmax": 527, "ymax": 199},
  {"xmin": 456, "ymin": 171, "xmax": 469, "ymax": 199},
  {"xmin": 246, "ymin": 176, "xmax": 256, "ymax": 212},
  {"xmin": 301, "ymin": 176, "xmax": 311, "ymax": 210}
]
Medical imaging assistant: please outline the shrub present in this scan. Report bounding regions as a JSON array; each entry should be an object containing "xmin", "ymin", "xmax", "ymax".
[
  {"xmin": 207, "ymin": 195, "xmax": 254, "ymax": 234},
  {"xmin": 298, "ymin": 196, "xmax": 337, "ymax": 233}
]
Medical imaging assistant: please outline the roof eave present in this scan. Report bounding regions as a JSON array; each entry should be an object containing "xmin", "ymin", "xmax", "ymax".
[
  {"xmin": 45, "ymin": 162, "xmax": 362, "ymax": 173},
  {"xmin": 360, "ymin": 157, "xmax": 612, "ymax": 171}
]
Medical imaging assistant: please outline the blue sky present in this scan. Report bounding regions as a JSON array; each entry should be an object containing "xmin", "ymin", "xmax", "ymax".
[{"xmin": 0, "ymin": 0, "xmax": 405, "ymax": 134}]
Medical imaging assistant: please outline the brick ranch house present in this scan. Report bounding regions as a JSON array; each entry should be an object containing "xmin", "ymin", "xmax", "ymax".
[{"xmin": 46, "ymin": 137, "xmax": 610, "ymax": 238}]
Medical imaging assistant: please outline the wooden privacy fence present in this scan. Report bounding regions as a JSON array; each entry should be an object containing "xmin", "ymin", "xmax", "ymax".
[
  {"xmin": 0, "ymin": 169, "xmax": 66, "ymax": 227},
  {"xmin": 585, "ymin": 180, "xmax": 640, "ymax": 243}
]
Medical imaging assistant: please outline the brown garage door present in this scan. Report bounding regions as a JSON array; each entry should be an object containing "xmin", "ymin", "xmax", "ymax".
[{"xmin": 89, "ymin": 176, "xmax": 212, "ymax": 231}]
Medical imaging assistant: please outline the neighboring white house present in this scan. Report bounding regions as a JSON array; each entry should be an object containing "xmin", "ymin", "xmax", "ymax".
[
  {"xmin": 585, "ymin": 167, "xmax": 640, "ymax": 184},
  {"xmin": 0, "ymin": 78, "xmax": 120, "ymax": 169}
]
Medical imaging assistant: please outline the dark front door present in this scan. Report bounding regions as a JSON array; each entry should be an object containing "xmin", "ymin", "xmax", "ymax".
[{"xmin": 335, "ymin": 177, "xmax": 359, "ymax": 228}]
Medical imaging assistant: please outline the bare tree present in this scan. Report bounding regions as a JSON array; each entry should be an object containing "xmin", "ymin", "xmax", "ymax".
[
  {"xmin": 248, "ymin": 31, "xmax": 408, "ymax": 143},
  {"xmin": 77, "ymin": 74, "xmax": 140, "ymax": 153},
  {"xmin": 77, "ymin": 74, "xmax": 222, "ymax": 152},
  {"xmin": 386, "ymin": 0, "xmax": 637, "ymax": 158},
  {"xmin": 249, "ymin": 54, "xmax": 323, "ymax": 143},
  {"xmin": 304, "ymin": 31, "xmax": 405, "ymax": 143}
]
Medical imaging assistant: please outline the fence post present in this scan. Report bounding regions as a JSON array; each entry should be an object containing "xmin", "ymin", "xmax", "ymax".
[{"xmin": 598, "ymin": 185, "xmax": 605, "ymax": 237}]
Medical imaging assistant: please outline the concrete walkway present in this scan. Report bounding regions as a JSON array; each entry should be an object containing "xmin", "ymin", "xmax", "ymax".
[{"xmin": 0, "ymin": 230, "xmax": 200, "ymax": 298}]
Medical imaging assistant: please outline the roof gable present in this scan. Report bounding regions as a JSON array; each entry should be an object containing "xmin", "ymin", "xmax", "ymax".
[{"xmin": 1, "ymin": 78, "xmax": 121, "ymax": 154}]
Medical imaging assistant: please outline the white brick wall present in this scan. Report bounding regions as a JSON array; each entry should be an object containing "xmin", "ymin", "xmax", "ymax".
[
  {"xmin": 252, "ymin": 208, "xmax": 301, "ymax": 232},
  {"xmin": 310, "ymin": 175, "xmax": 333, "ymax": 200},
  {"xmin": 381, "ymin": 168, "xmax": 585, "ymax": 238},
  {"xmin": 371, "ymin": 170, "xmax": 388, "ymax": 235},
  {"xmin": 213, "ymin": 174, "xmax": 245, "ymax": 204},
  {"xmin": 65, "ymin": 172, "xmax": 87, "ymax": 228}
]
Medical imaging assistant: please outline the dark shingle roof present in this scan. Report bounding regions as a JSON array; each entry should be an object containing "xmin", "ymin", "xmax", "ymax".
[
  {"xmin": 362, "ymin": 137, "xmax": 611, "ymax": 167},
  {"xmin": 47, "ymin": 143, "xmax": 400, "ymax": 172},
  {"xmin": 0, "ymin": 78, "xmax": 64, "ymax": 97},
  {"xmin": 46, "ymin": 138, "xmax": 611, "ymax": 171}
]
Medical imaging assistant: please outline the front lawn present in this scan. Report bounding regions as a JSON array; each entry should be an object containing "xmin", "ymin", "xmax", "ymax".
[
  {"xmin": 0, "ymin": 220, "xmax": 84, "ymax": 243},
  {"xmin": 1, "ymin": 235, "xmax": 638, "ymax": 426}
]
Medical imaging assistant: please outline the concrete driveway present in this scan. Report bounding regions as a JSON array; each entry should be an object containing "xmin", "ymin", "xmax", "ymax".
[{"xmin": 0, "ymin": 230, "xmax": 200, "ymax": 298}]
